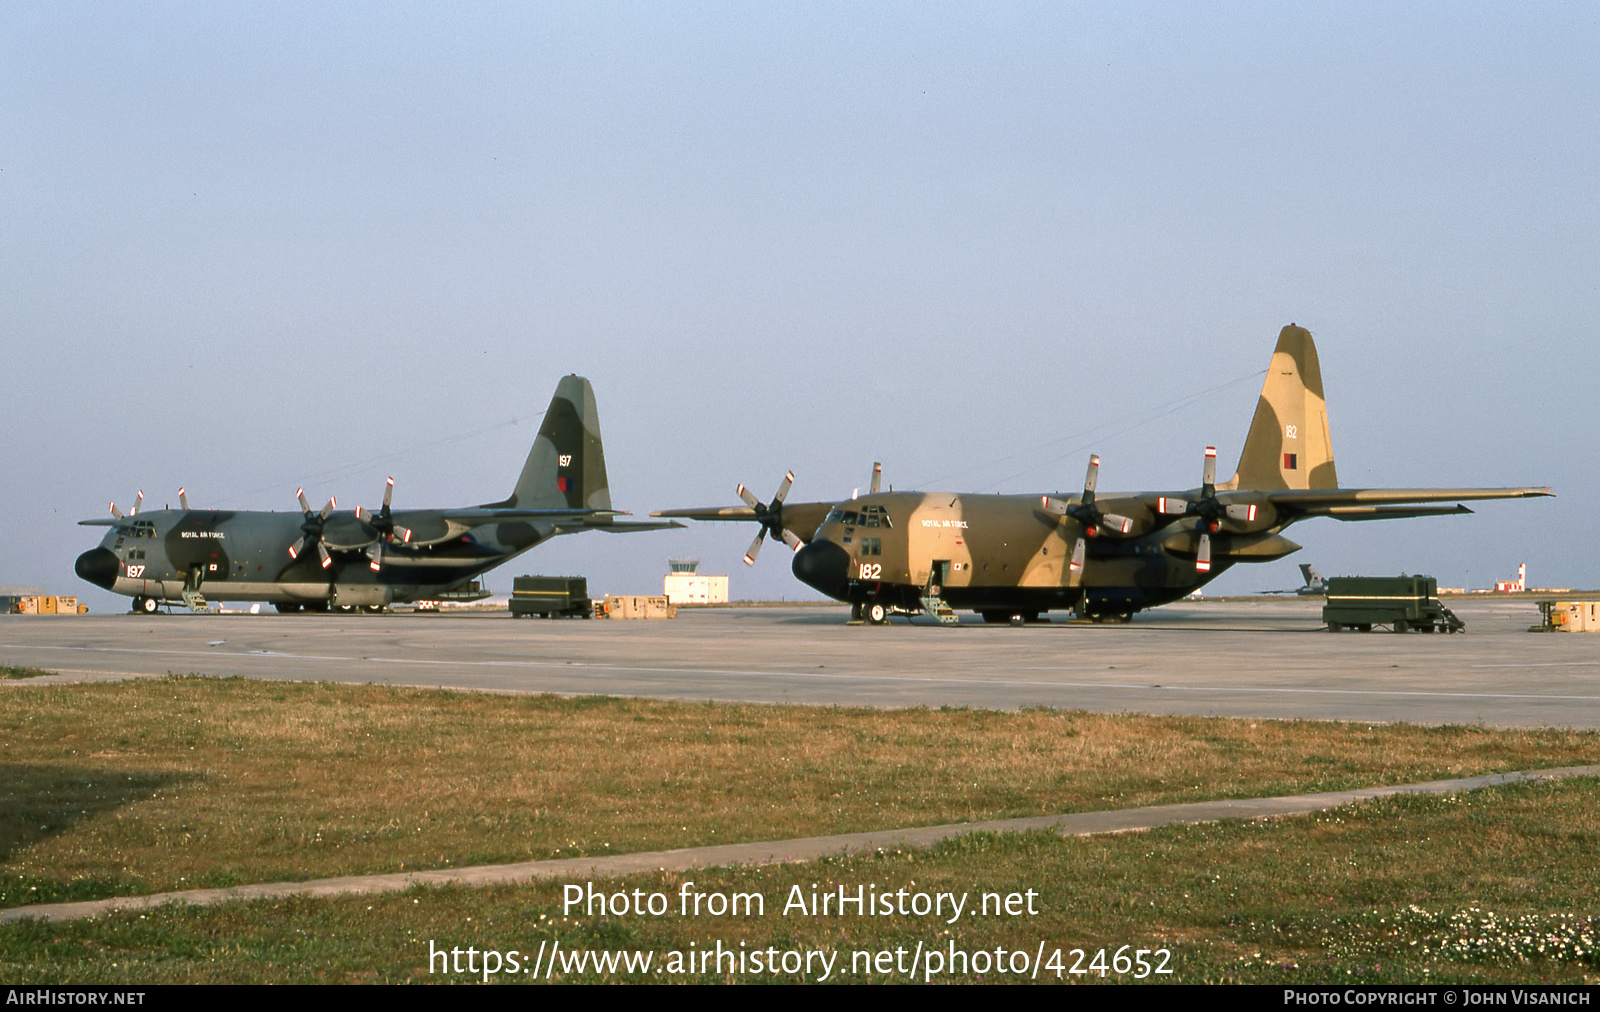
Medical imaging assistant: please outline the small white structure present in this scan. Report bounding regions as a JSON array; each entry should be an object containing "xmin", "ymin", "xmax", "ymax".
[
  {"xmin": 1495, "ymin": 563, "xmax": 1527, "ymax": 594},
  {"xmin": 663, "ymin": 559, "xmax": 728, "ymax": 605}
]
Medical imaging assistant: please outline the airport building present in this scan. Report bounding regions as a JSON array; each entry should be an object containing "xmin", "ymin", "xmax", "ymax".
[{"xmin": 663, "ymin": 559, "xmax": 728, "ymax": 605}]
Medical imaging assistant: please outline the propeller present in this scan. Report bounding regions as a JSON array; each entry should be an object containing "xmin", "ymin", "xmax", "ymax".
[
  {"xmin": 1037, "ymin": 455, "xmax": 1139, "ymax": 587},
  {"xmin": 870, "ymin": 461, "xmax": 882, "ymax": 495},
  {"xmin": 353, "ymin": 477, "xmax": 413, "ymax": 571},
  {"xmin": 738, "ymin": 471, "xmax": 801, "ymax": 565},
  {"xmin": 178, "ymin": 487, "xmax": 189, "ymax": 510},
  {"xmin": 107, "ymin": 490, "xmax": 144, "ymax": 520},
  {"xmin": 1155, "ymin": 447, "xmax": 1260, "ymax": 572},
  {"xmin": 287, "ymin": 488, "xmax": 338, "ymax": 570}
]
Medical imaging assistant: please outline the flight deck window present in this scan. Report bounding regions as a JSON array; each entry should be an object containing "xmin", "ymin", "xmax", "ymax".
[{"xmin": 842, "ymin": 511, "xmax": 859, "ymax": 526}]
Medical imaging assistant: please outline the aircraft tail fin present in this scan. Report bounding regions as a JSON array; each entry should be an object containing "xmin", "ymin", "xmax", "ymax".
[
  {"xmin": 491, "ymin": 375, "xmax": 612, "ymax": 511},
  {"xmin": 1225, "ymin": 324, "xmax": 1338, "ymax": 491}
]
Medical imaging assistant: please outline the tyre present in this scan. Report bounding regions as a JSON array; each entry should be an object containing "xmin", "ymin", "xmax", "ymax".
[
  {"xmin": 138, "ymin": 596, "xmax": 158, "ymax": 615},
  {"xmin": 867, "ymin": 603, "xmax": 888, "ymax": 624},
  {"xmin": 1393, "ymin": 620, "xmax": 1408, "ymax": 633}
]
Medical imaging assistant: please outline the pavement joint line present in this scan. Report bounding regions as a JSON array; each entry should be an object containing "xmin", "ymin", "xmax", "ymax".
[
  {"xmin": 9, "ymin": 646, "xmax": 1600, "ymax": 702},
  {"xmin": 5, "ymin": 763, "xmax": 1598, "ymax": 926}
]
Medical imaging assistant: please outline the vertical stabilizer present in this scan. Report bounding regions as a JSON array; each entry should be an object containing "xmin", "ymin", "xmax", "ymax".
[
  {"xmin": 1224, "ymin": 325, "xmax": 1338, "ymax": 491},
  {"xmin": 490, "ymin": 375, "xmax": 612, "ymax": 511}
]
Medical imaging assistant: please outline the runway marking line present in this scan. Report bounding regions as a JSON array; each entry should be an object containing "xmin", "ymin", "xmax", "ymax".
[{"xmin": 4, "ymin": 763, "xmax": 1597, "ymax": 925}]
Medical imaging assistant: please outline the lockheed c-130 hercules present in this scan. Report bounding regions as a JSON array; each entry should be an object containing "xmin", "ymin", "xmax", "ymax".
[
  {"xmin": 655, "ymin": 325, "xmax": 1552, "ymax": 625},
  {"xmin": 75, "ymin": 376, "xmax": 678, "ymax": 613}
]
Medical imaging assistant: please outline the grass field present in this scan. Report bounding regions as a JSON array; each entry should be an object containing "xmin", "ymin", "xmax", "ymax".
[
  {"xmin": 3, "ymin": 780, "xmax": 1597, "ymax": 984},
  {"xmin": 2, "ymin": 675, "xmax": 1597, "ymax": 983}
]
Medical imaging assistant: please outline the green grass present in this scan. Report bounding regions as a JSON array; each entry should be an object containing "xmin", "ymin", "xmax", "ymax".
[
  {"xmin": 2, "ymin": 676, "xmax": 1596, "ymax": 912},
  {"xmin": 0, "ymin": 665, "xmax": 54, "ymax": 679},
  {"xmin": 4, "ymin": 779, "xmax": 1597, "ymax": 983}
]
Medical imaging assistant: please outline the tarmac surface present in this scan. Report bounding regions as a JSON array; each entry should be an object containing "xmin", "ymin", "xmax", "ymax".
[{"xmin": 4, "ymin": 597, "xmax": 1599, "ymax": 727}]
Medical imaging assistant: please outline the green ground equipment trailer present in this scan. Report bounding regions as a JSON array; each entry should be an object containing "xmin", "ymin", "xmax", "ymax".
[
  {"xmin": 510, "ymin": 576, "xmax": 592, "ymax": 619},
  {"xmin": 1322, "ymin": 575, "xmax": 1465, "ymax": 633}
]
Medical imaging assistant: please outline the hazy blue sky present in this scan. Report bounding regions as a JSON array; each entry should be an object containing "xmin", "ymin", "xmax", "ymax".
[{"xmin": 4, "ymin": 2, "xmax": 1596, "ymax": 609}]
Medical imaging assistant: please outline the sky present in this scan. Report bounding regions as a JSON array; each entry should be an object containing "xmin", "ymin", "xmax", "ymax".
[{"xmin": 3, "ymin": 2, "xmax": 1596, "ymax": 609}]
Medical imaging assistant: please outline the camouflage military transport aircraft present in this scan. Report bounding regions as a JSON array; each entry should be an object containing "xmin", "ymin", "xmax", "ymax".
[
  {"xmin": 75, "ymin": 376, "xmax": 677, "ymax": 614},
  {"xmin": 655, "ymin": 326, "xmax": 1551, "ymax": 624}
]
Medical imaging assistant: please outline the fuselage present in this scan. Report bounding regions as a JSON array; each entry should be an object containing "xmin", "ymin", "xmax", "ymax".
[
  {"xmin": 75, "ymin": 507, "xmax": 552, "ymax": 609},
  {"xmin": 789, "ymin": 490, "xmax": 1296, "ymax": 618}
]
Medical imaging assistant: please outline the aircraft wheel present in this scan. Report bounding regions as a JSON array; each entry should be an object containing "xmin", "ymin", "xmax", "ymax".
[
  {"xmin": 867, "ymin": 603, "xmax": 888, "ymax": 625},
  {"xmin": 133, "ymin": 596, "xmax": 158, "ymax": 615},
  {"xmin": 1328, "ymin": 622, "xmax": 1342, "ymax": 632},
  {"xmin": 1009, "ymin": 614, "xmax": 1025, "ymax": 627},
  {"xmin": 274, "ymin": 603, "xmax": 302, "ymax": 614},
  {"xmin": 1393, "ymin": 620, "xmax": 1409, "ymax": 633},
  {"xmin": 1358, "ymin": 623, "xmax": 1372, "ymax": 632},
  {"xmin": 980, "ymin": 611, "xmax": 1008, "ymax": 624}
]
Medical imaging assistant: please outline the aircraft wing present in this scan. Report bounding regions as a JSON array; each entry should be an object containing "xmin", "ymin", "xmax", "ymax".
[
  {"xmin": 651, "ymin": 501, "xmax": 835, "ymax": 543},
  {"xmin": 650, "ymin": 505, "xmax": 759, "ymax": 521},
  {"xmin": 1258, "ymin": 486, "xmax": 1552, "ymax": 522}
]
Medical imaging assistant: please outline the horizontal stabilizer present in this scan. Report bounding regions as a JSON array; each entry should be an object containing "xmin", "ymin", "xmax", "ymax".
[{"xmin": 441, "ymin": 507, "xmax": 622, "ymax": 522}]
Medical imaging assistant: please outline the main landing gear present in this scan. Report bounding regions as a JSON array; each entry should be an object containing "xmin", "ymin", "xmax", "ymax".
[{"xmin": 130, "ymin": 596, "xmax": 161, "ymax": 615}]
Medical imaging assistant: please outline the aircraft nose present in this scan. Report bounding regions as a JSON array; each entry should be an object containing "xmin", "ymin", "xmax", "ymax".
[
  {"xmin": 792, "ymin": 539, "xmax": 852, "ymax": 599},
  {"xmin": 75, "ymin": 548, "xmax": 119, "ymax": 590}
]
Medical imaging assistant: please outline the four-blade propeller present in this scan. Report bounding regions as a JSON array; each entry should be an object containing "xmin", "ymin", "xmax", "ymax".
[{"xmin": 738, "ymin": 471, "xmax": 801, "ymax": 565}]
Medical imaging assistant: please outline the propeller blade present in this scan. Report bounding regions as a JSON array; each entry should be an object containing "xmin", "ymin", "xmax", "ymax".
[
  {"xmin": 297, "ymin": 488, "xmax": 312, "ymax": 514},
  {"xmin": 1196, "ymin": 532, "xmax": 1212, "ymax": 573},
  {"xmin": 736, "ymin": 484, "xmax": 760, "ymax": 509},
  {"xmin": 773, "ymin": 471, "xmax": 794, "ymax": 505},
  {"xmin": 383, "ymin": 476, "xmax": 394, "ymax": 512},
  {"xmin": 318, "ymin": 542, "xmax": 333, "ymax": 570},
  {"xmin": 1039, "ymin": 495, "xmax": 1068, "ymax": 516},
  {"xmin": 353, "ymin": 505, "xmax": 366, "ymax": 521},
  {"xmin": 367, "ymin": 542, "xmax": 383, "ymax": 572},
  {"xmin": 1203, "ymin": 446, "xmax": 1217, "ymax": 496},
  {"xmin": 742, "ymin": 531, "xmax": 765, "ymax": 566},
  {"xmin": 1100, "ymin": 513, "xmax": 1135, "ymax": 535},
  {"xmin": 109, "ymin": 502, "xmax": 124, "ymax": 519},
  {"xmin": 782, "ymin": 529, "xmax": 803, "ymax": 551},
  {"xmin": 1083, "ymin": 454, "xmax": 1100, "ymax": 498},
  {"xmin": 1069, "ymin": 537, "xmax": 1086, "ymax": 574},
  {"xmin": 178, "ymin": 487, "xmax": 188, "ymax": 510},
  {"xmin": 131, "ymin": 491, "xmax": 143, "ymax": 516},
  {"xmin": 1225, "ymin": 503, "xmax": 1258, "ymax": 522},
  {"xmin": 870, "ymin": 462, "xmax": 882, "ymax": 495},
  {"xmin": 1158, "ymin": 497, "xmax": 1189, "ymax": 515},
  {"xmin": 287, "ymin": 539, "xmax": 302, "ymax": 560},
  {"xmin": 391, "ymin": 526, "xmax": 412, "ymax": 544},
  {"xmin": 320, "ymin": 497, "xmax": 336, "ymax": 521}
]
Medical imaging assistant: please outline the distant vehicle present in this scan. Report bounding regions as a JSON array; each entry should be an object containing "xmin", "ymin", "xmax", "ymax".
[
  {"xmin": 75, "ymin": 376, "xmax": 678, "ymax": 614},
  {"xmin": 1323, "ymin": 575, "xmax": 1464, "ymax": 633},
  {"xmin": 1263, "ymin": 564, "xmax": 1328, "ymax": 596},
  {"xmin": 656, "ymin": 325, "xmax": 1551, "ymax": 624},
  {"xmin": 510, "ymin": 576, "xmax": 592, "ymax": 619}
]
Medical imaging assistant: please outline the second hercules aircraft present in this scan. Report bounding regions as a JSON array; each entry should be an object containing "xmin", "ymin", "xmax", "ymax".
[{"xmin": 656, "ymin": 326, "xmax": 1552, "ymax": 624}]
